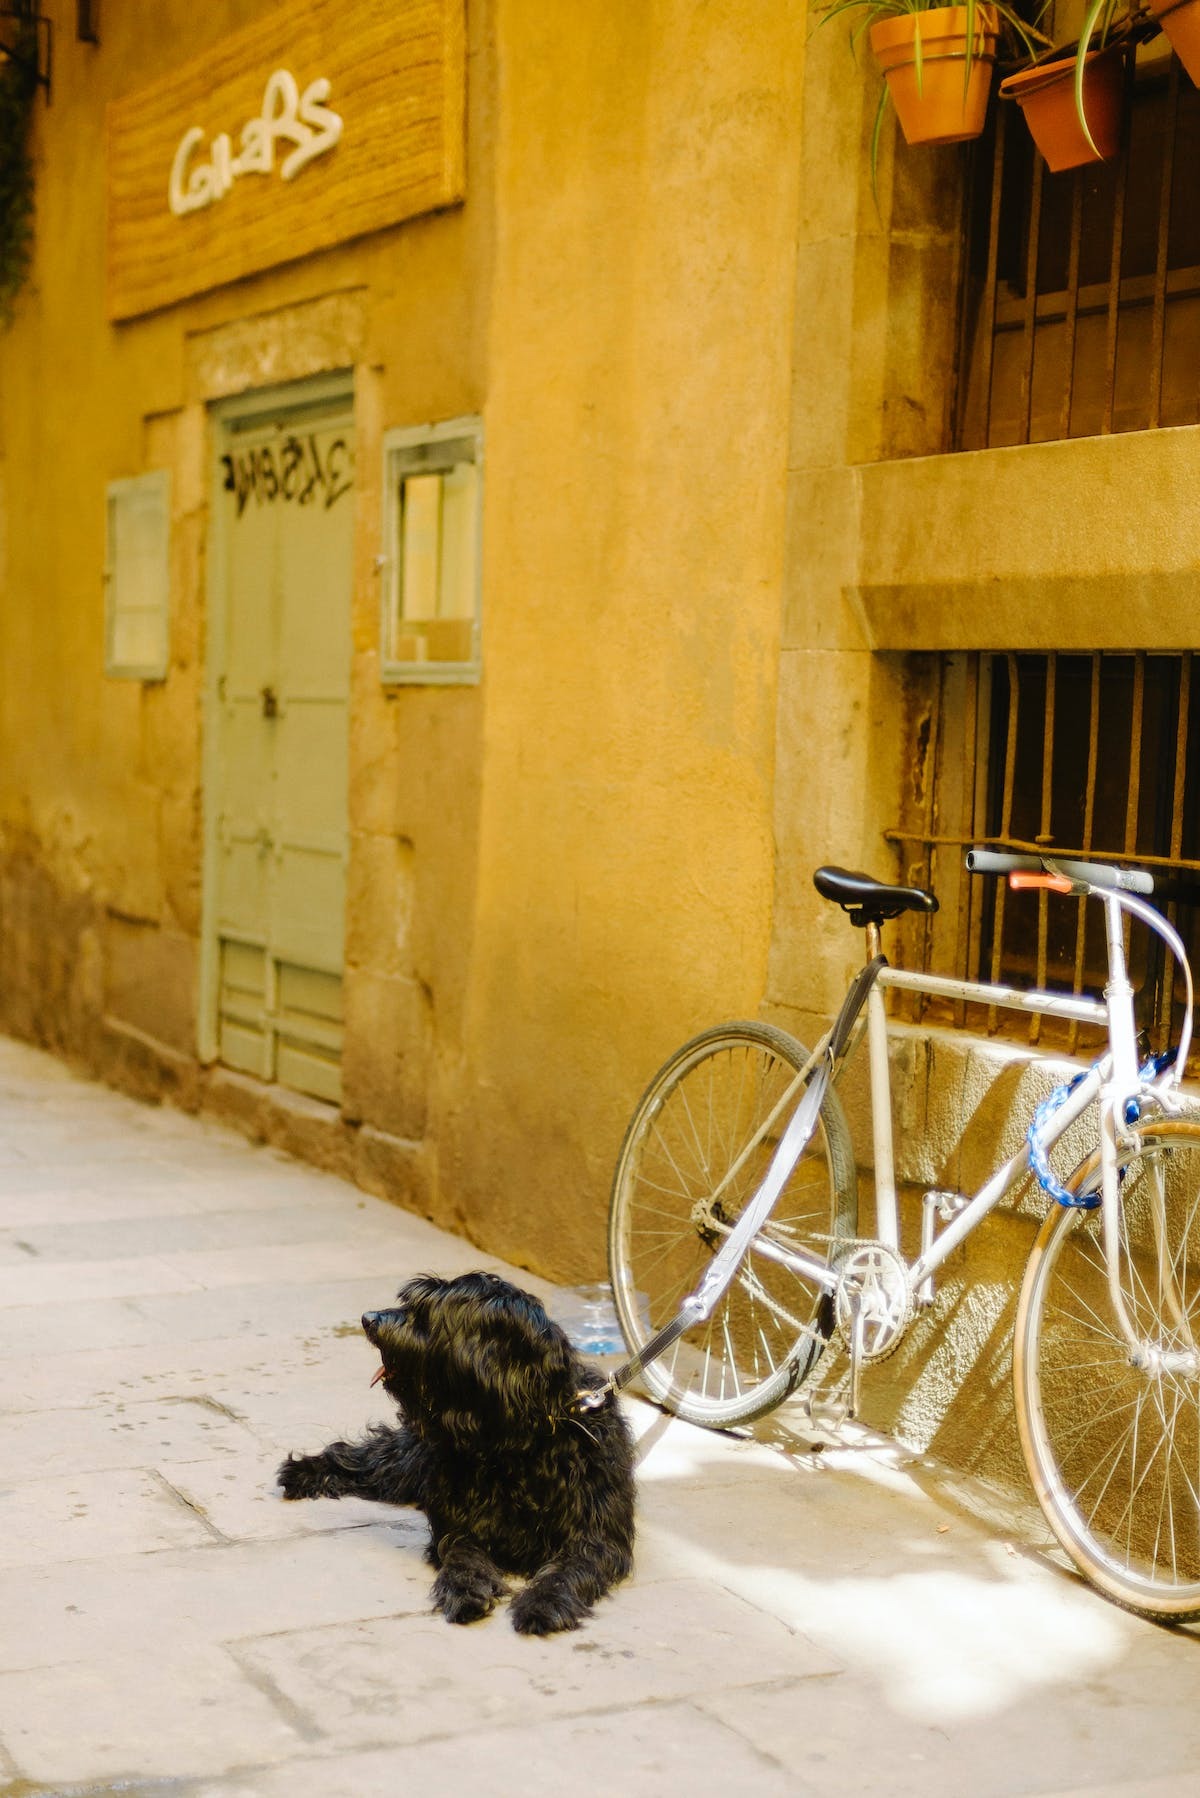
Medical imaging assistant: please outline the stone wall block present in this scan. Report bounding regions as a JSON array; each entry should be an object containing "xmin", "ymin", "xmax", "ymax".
[
  {"xmin": 0, "ymin": 847, "xmax": 100, "ymax": 1060},
  {"xmin": 184, "ymin": 293, "xmax": 368, "ymax": 407},
  {"xmin": 157, "ymin": 790, "xmax": 203, "ymax": 938},
  {"xmin": 344, "ymin": 832, "xmax": 415, "ymax": 979},
  {"xmin": 353, "ymin": 1124, "xmax": 433, "ymax": 1217},
  {"xmin": 103, "ymin": 915, "xmax": 197, "ymax": 1056},
  {"xmin": 878, "ymin": 235, "xmax": 960, "ymax": 462},
  {"xmin": 346, "ymin": 671, "xmax": 400, "ymax": 839},
  {"xmin": 339, "ymin": 969, "xmax": 431, "ymax": 1140},
  {"xmin": 788, "ymin": 238, "xmax": 858, "ymax": 471},
  {"xmin": 781, "ymin": 467, "xmax": 865, "ymax": 651},
  {"xmin": 100, "ymin": 1016, "xmax": 203, "ymax": 1112},
  {"xmin": 201, "ymin": 1068, "xmax": 355, "ymax": 1179}
]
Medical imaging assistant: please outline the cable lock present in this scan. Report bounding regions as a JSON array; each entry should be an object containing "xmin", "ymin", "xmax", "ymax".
[
  {"xmin": 1027, "ymin": 1050, "xmax": 1179, "ymax": 1208},
  {"xmin": 1028, "ymin": 1071, "xmax": 1096, "ymax": 1209}
]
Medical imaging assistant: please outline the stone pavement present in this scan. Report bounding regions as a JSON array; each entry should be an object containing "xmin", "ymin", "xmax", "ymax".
[{"xmin": 1, "ymin": 1035, "xmax": 1199, "ymax": 1798}]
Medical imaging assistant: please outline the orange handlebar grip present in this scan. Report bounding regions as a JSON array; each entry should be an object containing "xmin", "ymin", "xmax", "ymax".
[{"xmin": 1009, "ymin": 872, "xmax": 1073, "ymax": 894}]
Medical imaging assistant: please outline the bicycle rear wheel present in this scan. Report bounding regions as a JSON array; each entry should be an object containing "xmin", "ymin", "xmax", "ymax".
[
  {"xmin": 1015, "ymin": 1117, "xmax": 1200, "ymax": 1619},
  {"xmin": 607, "ymin": 1021, "xmax": 857, "ymax": 1428}
]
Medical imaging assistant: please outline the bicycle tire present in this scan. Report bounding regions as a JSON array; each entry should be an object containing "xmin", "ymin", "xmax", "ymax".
[
  {"xmin": 607, "ymin": 1020, "xmax": 857, "ymax": 1428},
  {"xmin": 1015, "ymin": 1116, "xmax": 1200, "ymax": 1620}
]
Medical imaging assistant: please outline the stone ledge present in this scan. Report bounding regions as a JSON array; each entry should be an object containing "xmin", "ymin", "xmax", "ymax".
[
  {"xmin": 78, "ymin": 1019, "xmax": 433, "ymax": 1222},
  {"xmin": 100, "ymin": 1015, "xmax": 204, "ymax": 1113},
  {"xmin": 201, "ymin": 1067, "xmax": 356, "ymax": 1181}
]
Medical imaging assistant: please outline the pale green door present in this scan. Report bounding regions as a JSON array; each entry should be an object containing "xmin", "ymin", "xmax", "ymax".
[{"xmin": 211, "ymin": 394, "xmax": 354, "ymax": 1103}]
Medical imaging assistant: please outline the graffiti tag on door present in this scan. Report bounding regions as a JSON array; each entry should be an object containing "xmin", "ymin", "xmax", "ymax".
[{"xmin": 221, "ymin": 433, "xmax": 353, "ymax": 519}]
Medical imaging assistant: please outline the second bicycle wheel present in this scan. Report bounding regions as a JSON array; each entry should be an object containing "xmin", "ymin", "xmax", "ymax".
[
  {"xmin": 1015, "ymin": 1117, "xmax": 1200, "ymax": 1619},
  {"xmin": 607, "ymin": 1021, "xmax": 857, "ymax": 1427}
]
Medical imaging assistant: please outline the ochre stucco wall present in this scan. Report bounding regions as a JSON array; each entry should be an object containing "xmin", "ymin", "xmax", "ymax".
[
  {"xmin": 0, "ymin": 0, "xmax": 808, "ymax": 1282},
  {"xmin": 764, "ymin": 13, "xmax": 1200, "ymax": 1479},
  {"xmin": 448, "ymin": 0, "xmax": 808, "ymax": 1269},
  {"xmin": 8, "ymin": 0, "xmax": 1188, "ymax": 1509}
]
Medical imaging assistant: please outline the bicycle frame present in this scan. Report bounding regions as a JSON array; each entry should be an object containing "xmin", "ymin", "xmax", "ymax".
[
  {"xmin": 601, "ymin": 854, "xmax": 1197, "ymax": 1413},
  {"xmin": 737, "ymin": 959, "xmax": 1110, "ymax": 1307},
  {"xmin": 721, "ymin": 881, "xmax": 1192, "ymax": 1367},
  {"xmin": 871, "ymin": 961, "xmax": 1107, "ymax": 1292}
]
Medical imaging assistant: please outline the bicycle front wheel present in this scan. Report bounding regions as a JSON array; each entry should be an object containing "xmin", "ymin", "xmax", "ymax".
[
  {"xmin": 1015, "ymin": 1117, "xmax": 1200, "ymax": 1620},
  {"xmin": 607, "ymin": 1021, "xmax": 857, "ymax": 1428}
]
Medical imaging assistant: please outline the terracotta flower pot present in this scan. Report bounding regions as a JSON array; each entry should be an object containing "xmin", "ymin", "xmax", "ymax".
[
  {"xmin": 870, "ymin": 5, "xmax": 1000, "ymax": 145},
  {"xmin": 1148, "ymin": 0, "xmax": 1200, "ymax": 85},
  {"xmin": 999, "ymin": 43, "xmax": 1125, "ymax": 170}
]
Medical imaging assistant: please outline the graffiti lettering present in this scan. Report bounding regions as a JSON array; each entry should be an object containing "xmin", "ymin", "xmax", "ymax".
[
  {"xmin": 221, "ymin": 434, "xmax": 353, "ymax": 519},
  {"xmin": 169, "ymin": 69, "xmax": 343, "ymax": 217}
]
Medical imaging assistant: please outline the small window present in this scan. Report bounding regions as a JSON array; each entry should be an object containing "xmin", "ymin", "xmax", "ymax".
[
  {"xmin": 956, "ymin": 45, "xmax": 1200, "ymax": 450},
  {"xmin": 104, "ymin": 470, "xmax": 171, "ymax": 679},
  {"xmin": 890, "ymin": 649, "xmax": 1200, "ymax": 1060},
  {"xmin": 380, "ymin": 418, "xmax": 483, "ymax": 684}
]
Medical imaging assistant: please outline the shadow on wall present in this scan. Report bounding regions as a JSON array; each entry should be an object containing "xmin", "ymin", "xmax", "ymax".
[{"xmin": 814, "ymin": 1021, "xmax": 1106, "ymax": 1497}]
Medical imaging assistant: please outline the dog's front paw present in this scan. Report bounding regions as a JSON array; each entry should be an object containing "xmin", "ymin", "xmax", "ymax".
[
  {"xmin": 277, "ymin": 1452, "xmax": 340, "ymax": 1500},
  {"xmin": 510, "ymin": 1578, "xmax": 587, "ymax": 1636},
  {"xmin": 431, "ymin": 1560, "xmax": 509, "ymax": 1625}
]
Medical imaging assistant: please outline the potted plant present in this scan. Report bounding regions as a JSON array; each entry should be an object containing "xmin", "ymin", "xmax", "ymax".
[
  {"xmin": 998, "ymin": 0, "xmax": 1186, "ymax": 173},
  {"xmin": 999, "ymin": 31, "xmax": 1128, "ymax": 170},
  {"xmin": 813, "ymin": 0, "xmax": 1050, "ymax": 158},
  {"xmin": 1145, "ymin": 0, "xmax": 1200, "ymax": 84}
]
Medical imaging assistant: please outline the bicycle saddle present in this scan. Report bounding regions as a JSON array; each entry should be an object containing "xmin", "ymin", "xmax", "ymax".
[{"xmin": 813, "ymin": 865, "xmax": 939, "ymax": 926}]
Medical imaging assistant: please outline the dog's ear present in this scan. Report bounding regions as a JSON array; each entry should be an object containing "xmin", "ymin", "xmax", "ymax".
[
  {"xmin": 395, "ymin": 1272, "xmax": 445, "ymax": 1310},
  {"xmin": 438, "ymin": 1311, "xmax": 579, "ymax": 1448}
]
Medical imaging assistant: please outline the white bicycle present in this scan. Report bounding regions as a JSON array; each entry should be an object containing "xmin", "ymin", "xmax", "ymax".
[{"xmin": 607, "ymin": 849, "xmax": 1200, "ymax": 1620}]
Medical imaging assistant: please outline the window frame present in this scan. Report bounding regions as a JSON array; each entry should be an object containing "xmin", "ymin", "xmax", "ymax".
[
  {"xmin": 379, "ymin": 415, "xmax": 484, "ymax": 687},
  {"xmin": 955, "ymin": 41, "xmax": 1200, "ymax": 451},
  {"xmin": 888, "ymin": 648, "xmax": 1199, "ymax": 1063},
  {"xmin": 103, "ymin": 469, "xmax": 172, "ymax": 681}
]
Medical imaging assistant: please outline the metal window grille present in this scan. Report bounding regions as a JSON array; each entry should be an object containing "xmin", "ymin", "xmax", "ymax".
[
  {"xmin": 954, "ymin": 42, "xmax": 1200, "ymax": 449},
  {"xmin": 887, "ymin": 651, "xmax": 1200, "ymax": 1058}
]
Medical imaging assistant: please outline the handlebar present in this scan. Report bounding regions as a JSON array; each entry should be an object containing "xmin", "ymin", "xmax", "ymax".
[
  {"xmin": 964, "ymin": 846, "xmax": 1193, "ymax": 1087},
  {"xmin": 965, "ymin": 847, "xmax": 1155, "ymax": 896}
]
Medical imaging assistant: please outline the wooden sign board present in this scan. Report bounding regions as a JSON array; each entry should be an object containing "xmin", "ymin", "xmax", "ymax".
[{"xmin": 107, "ymin": 0, "xmax": 465, "ymax": 321}]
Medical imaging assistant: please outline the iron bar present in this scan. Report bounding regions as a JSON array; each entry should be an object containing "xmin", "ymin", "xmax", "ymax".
[
  {"xmin": 1019, "ymin": 160, "xmax": 1044, "ymax": 445},
  {"xmin": 1100, "ymin": 50, "xmax": 1136, "ymax": 435},
  {"xmin": 1059, "ymin": 179, "xmax": 1084, "ymax": 440},
  {"xmin": 1147, "ymin": 57, "xmax": 1180, "ymax": 431},
  {"xmin": 977, "ymin": 103, "xmax": 1007, "ymax": 449}
]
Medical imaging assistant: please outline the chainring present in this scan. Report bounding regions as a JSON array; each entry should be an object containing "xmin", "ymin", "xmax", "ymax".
[{"xmin": 834, "ymin": 1240, "xmax": 913, "ymax": 1361}]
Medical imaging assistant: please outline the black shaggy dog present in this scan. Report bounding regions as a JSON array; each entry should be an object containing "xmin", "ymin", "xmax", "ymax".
[{"xmin": 277, "ymin": 1270, "xmax": 635, "ymax": 1635}]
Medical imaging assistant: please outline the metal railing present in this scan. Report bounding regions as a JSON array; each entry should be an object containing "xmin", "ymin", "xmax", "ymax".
[
  {"xmin": 887, "ymin": 652, "xmax": 1199, "ymax": 1060},
  {"xmin": 954, "ymin": 45, "xmax": 1200, "ymax": 449}
]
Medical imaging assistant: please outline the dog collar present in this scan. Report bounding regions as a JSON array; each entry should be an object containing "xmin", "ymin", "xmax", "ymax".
[{"xmin": 574, "ymin": 1377, "xmax": 616, "ymax": 1412}]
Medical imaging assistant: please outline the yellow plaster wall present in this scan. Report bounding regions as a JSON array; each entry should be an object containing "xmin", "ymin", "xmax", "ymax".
[
  {"xmin": 764, "ymin": 14, "xmax": 1200, "ymax": 1481},
  {"xmin": 443, "ymin": 0, "xmax": 808, "ymax": 1270},
  {"xmin": 0, "ymin": 0, "xmax": 808, "ymax": 1280},
  {"xmin": 0, "ymin": 0, "xmax": 494, "ymax": 1115}
]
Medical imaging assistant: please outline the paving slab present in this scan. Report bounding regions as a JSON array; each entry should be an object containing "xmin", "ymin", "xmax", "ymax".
[
  {"xmin": 0, "ymin": 1327, "xmax": 370, "ymax": 1412},
  {"xmin": 0, "ymin": 1466, "xmax": 220, "ymax": 1569},
  {"xmin": 158, "ymin": 1451, "xmax": 419, "ymax": 1542},
  {"xmin": 1, "ymin": 1030, "xmax": 1199, "ymax": 1798},
  {"xmin": 232, "ymin": 1575, "xmax": 828, "ymax": 1752},
  {"xmin": 179, "ymin": 1703, "xmax": 799, "ymax": 1798},
  {"xmin": 0, "ymin": 1294, "xmax": 172, "ymax": 1361},
  {"xmin": 0, "ymin": 1530, "xmax": 436, "ymax": 1674},
  {"xmin": 0, "ymin": 1200, "xmax": 406, "ymax": 1263},
  {"xmin": 0, "ymin": 1646, "xmax": 307, "ymax": 1786}
]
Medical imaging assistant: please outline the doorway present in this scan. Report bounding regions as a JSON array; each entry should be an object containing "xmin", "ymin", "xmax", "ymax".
[{"xmin": 201, "ymin": 377, "xmax": 355, "ymax": 1104}]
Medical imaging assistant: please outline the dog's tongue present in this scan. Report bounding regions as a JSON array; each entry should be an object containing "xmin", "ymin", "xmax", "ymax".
[{"xmin": 370, "ymin": 1365, "xmax": 386, "ymax": 1386}]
